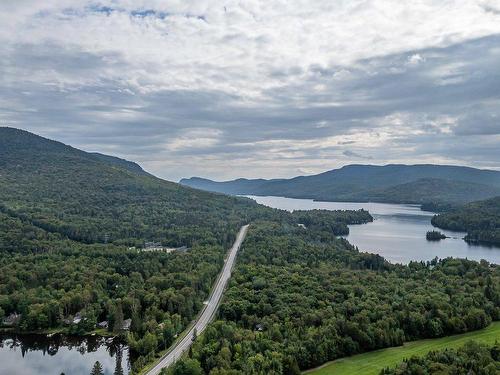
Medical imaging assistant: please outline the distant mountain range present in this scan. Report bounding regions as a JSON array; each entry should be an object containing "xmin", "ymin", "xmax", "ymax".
[{"xmin": 181, "ymin": 164, "xmax": 500, "ymax": 207}]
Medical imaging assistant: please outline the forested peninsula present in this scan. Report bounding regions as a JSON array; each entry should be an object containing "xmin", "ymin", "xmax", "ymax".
[{"xmin": 432, "ymin": 196, "xmax": 500, "ymax": 246}]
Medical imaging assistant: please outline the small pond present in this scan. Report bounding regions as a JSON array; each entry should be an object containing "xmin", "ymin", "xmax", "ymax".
[{"xmin": 0, "ymin": 333, "xmax": 129, "ymax": 375}]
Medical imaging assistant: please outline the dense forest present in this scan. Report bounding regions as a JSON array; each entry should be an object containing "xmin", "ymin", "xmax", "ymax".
[
  {"xmin": 172, "ymin": 221, "xmax": 499, "ymax": 374},
  {"xmin": 432, "ymin": 196, "xmax": 500, "ymax": 246},
  {"xmin": 381, "ymin": 341, "xmax": 500, "ymax": 374}
]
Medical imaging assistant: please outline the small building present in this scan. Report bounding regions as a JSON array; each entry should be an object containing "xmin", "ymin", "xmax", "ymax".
[
  {"xmin": 3, "ymin": 313, "xmax": 21, "ymax": 326},
  {"xmin": 73, "ymin": 312, "xmax": 83, "ymax": 324},
  {"xmin": 255, "ymin": 323, "xmax": 264, "ymax": 332},
  {"xmin": 122, "ymin": 319, "xmax": 132, "ymax": 331},
  {"xmin": 97, "ymin": 321, "xmax": 108, "ymax": 329}
]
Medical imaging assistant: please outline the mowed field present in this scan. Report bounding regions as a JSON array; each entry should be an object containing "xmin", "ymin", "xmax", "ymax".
[{"xmin": 304, "ymin": 321, "xmax": 500, "ymax": 375}]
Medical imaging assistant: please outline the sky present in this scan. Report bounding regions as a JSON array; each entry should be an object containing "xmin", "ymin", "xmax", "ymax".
[{"xmin": 1, "ymin": 1, "xmax": 500, "ymax": 182}]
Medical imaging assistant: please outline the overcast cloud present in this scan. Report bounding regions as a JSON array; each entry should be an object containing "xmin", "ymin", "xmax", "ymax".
[{"xmin": 1, "ymin": 1, "xmax": 499, "ymax": 181}]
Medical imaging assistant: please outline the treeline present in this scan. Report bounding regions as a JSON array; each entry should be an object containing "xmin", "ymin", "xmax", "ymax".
[
  {"xmin": 381, "ymin": 341, "xmax": 500, "ymax": 374},
  {"xmin": 432, "ymin": 196, "xmax": 500, "ymax": 246},
  {"xmin": 179, "ymin": 221, "xmax": 499, "ymax": 374},
  {"xmin": 420, "ymin": 201, "xmax": 458, "ymax": 213},
  {"xmin": 290, "ymin": 209, "xmax": 372, "ymax": 235}
]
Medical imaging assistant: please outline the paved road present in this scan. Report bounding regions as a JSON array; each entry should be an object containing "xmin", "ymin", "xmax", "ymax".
[{"xmin": 146, "ymin": 224, "xmax": 249, "ymax": 375}]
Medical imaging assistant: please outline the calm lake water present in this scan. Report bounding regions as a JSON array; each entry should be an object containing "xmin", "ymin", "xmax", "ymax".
[
  {"xmin": 0, "ymin": 334, "xmax": 129, "ymax": 375},
  {"xmin": 246, "ymin": 195, "xmax": 500, "ymax": 265}
]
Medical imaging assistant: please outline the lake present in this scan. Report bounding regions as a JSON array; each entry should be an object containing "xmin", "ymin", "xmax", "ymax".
[
  {"xmin": 0, "ymin": 333, "xmax": 129, "ymax": 375},
  {"xmin": 246, "ymin": 195, "xmax": 500, "ymax": 265}
]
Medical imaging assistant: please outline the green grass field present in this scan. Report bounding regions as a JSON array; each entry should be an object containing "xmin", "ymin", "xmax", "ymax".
[{"xmin": 304, "ymin": 321, "xmax": 500, "ymax": 375}]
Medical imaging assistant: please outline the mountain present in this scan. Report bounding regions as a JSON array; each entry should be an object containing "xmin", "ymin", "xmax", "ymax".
[
  {"xmin": 432, "ymin": 196, "xmax": 500, "ymax": 246},
  {"xmin": 181, "ymin": 164, "xmax": 500, "ymax": 206},
  {"xmin": 0, "ymin": 127, "xmax": 273, "ymax": 247}
]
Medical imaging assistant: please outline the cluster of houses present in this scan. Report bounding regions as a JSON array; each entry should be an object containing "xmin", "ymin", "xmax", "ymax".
[
  {"xmin": 2, "ymin": 311, "xmax": 132, "ymax": 331},
  {"xmin": 63, "ymin": 312, "xmax": 131, "ymax": 331}
]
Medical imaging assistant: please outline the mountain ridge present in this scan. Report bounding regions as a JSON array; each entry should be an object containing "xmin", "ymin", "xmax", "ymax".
[
  {"xmin": 180, "ymin": 164, "xmax": 500, "ymax": 206},
  {"xmin": 0, "ymin": 127, "xmax": 272, "ymax": 247}
]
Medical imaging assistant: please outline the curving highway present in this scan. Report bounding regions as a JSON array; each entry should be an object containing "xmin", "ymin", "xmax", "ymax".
[{"xmin": 146, "ymin": 224, "xmax": 249, "ymax": 375}]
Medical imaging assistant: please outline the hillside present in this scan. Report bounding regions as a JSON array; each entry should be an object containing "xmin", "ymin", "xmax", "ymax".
[
  {"xmin": 0, "ymin": 127, "xmax": 276, "ymax": 247},
  {"xmin": 181, "ymin": 164, "xmax": 500, "ymax": 206},
  {"xmin": 432, "ymin": 196, "xmax": 500, "ymax": 246},
  {"xmin": 346, "ymin": 178, "xmax": 500, "ymax": 204},
  {"xmin": 91, "ymin": 152, "xmax": 152, "ymax": 176}
]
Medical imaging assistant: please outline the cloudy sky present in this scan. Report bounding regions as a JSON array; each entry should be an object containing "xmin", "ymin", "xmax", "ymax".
[{"xmin": 1, "ymin": 1, "xmax": 500, "ymax": 181}]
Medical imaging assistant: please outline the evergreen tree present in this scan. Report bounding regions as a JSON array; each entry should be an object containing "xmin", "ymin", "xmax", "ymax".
[{"xmin": 90, "ymin": 361, "xmax": 104, "ymax": 375}]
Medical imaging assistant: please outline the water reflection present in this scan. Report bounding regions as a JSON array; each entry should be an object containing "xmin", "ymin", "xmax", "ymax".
[
  {"xmin": 246, "ymin": 195, "xmax": 500, "ymax": 265},
  {"xmin": 0, "ymin": 333, "xmax": 129, "ymax": 375}
]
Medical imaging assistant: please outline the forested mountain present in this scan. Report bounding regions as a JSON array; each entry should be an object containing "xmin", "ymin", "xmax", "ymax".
[
  {"xmin": 181, "ymin": 164, "xmax": 500, "ymax": 207},
  {"xmin": 0, "ymin": 127, "xmax": 279, "ymax": 248},
  {"xmin": 432, "ymin": 196, "xmax": 500, "ymax": 246}
]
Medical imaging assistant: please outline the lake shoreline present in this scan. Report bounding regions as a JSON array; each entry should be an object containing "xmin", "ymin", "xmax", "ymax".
[{"xmin": 245, "ymin": 195, "xmax": 500, "ymax": 265}]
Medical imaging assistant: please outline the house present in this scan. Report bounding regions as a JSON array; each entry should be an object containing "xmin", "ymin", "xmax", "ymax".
[
  {"xmin": 63, "ymin": 311, "xmax": 84, "ymax": 325},
  {"xmin": 97, "ymin": 321, "xmax": 108, "ymax": 329},
  {"xmin": 73, "ymin": 312, "xmax": 83, "ymax": 324},
  {"xmin": 122, "ymin": 318, "xmax": 132, "ymax": 331},
  {"xmin": 3, "ymin": 313, "xmax": 21, "ymax": 326}
]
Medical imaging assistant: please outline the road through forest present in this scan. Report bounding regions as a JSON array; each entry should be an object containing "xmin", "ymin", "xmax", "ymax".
[{"xmin": 146, "ymin": 224, "xmax": 249, "ymax": 375}]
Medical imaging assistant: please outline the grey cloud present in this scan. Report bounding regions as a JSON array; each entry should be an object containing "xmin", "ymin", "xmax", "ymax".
[
  {"xmin": 1, "ymin": 33, "xmax": 500, "ymax": 180},
  {"xmin": 343, "ymin": 150, "xmax": 373, "ymax": 160}
]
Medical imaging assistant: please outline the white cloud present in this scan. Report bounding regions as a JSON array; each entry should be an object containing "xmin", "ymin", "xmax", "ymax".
[
  {"xmin": 407, "ymin": 54, "xmax": 425, "ymax": 66},
  {"xmin": 2, "ymin": 0, "xmax": 500, "ymax": 96}
]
